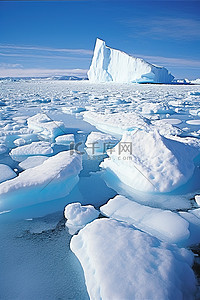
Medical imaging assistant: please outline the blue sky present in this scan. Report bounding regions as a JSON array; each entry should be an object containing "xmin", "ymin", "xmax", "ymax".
[{"xmin": 0, "ymin": 0, "xmax": 199, "ymax": 79}]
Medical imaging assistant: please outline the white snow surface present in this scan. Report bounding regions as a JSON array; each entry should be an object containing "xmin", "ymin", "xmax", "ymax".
[
  {"xmin": 71, "ymin": 218, "xmax": 196, "ymax": 300},
  {"xmin": 0, "ymin": 164, "xmax": 17, "ymax": 183},
  {"xmin": 101, "ymin": 130, "xmax": 199, "ymax": 193},
  {"xmin": 64, "ymin": 202, "xmax": 99, "ymax": 234},
  {"xmin": 88, "ymin": 38, "xmax": 174, "ymax": 83},
  {"xmin": 0, "ymin": 151, "xmax": 82, "ymax": 211}
]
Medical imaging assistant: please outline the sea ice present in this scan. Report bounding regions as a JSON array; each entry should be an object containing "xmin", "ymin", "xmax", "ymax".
[
  {"xmin": 64, "ymin": 202, "xmax": 99, "ymax": 234},
  {"xmin": 88, "ymin": 38, "xmax": 174, "ymax": 83},
  {"xmin": 0, "ymin": 164, "xmax": 17, "ymax": 183},
  {"xmin": 55, "ymin": 134, "xmax": 75, "ymax": 146},
  {"xmin": 19, "ymin": 156, "xmax": 48, "ymax": 170},
  {"xmin": 71, "ymin": 218, "xmax": 196, "ymax": 300},
  {"xmin": 100, "ymin": 130, "xmax": 199, "ymax": 193},
  {"xmin": 0, "ymin": 151, "xmax": 82, "ymax": 212},
  {"xmin": 10, "ymin": 141, "xmax": 53, "ymax": 158},
  {"xmin": 100, "ymin": 195, "xmax": 190, "ymax": 245},
  {"xmin": 27, "ymin": 113, "xmax": 66, "ymax": 139},
  {"xmin": 85, "ymin": 131, "xmax": 118, "ymax": 154}
]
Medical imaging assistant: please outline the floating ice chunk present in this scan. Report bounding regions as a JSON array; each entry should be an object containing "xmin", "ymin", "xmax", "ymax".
[
  {"xmin": 19, "ymin": 155, "xmax": 48, "ymax": 170},
  {"xmin": 140, "ymin": 102, "xmax": 174, "ymax": 115},
  {"xmin": 186, "ymin": 120, "xmax": 200, "ymax": 125},
  {"xmin": 71, "ymin": 218, "xmax": 195, "ymax": 300},
  {"xmin": 55, "ymin": 134, "xmax": 75, "ymax": 146},
  {"xmin": 0, "ymin": 151, "xmax": 82, "ymax": 212},
  {"xmin": 151, "ymin": 119, "xmax": 181, "ymax": 137},
  {"xmin": 88, "ymin": 39, "xmax": 174, "ymax": 83},
  {"xmin": 83, "ymin": 111, "xmax": 148, "ymax": 137},
  {"xmin": 64, "ymin": 202, "xmax": 99, "ymax": 234},
  {"xmin": 0, "ymin": 164, "xmax": 17, "ymax": 183},
  {"xmin": 179, "ymin": 209, "xmax": 200, "ymax": 246},
  {"xmin": 195, "ymin": 195, "xmax": 200, "ymax": 206},
  {"xmin": 10, "ymin": 141, "xmax": 53, "ymax": 158},
  {"xmin": 62, "ymin": 107, "xmax": 86, "ymax": 114},
  {"xmin": 0, "ymin": 144, "xmax": 7, "ymax": 154},
  {"xmin": 27, "ymin": 113, "xmax": 65, "ymax": 138},
  {"xmin": 101, "ymin": 130, "xmax": 199, "ymax": 193},
  {"xmin": 85, "ymin": 131, "xmax": 118, "ymax": 154},
  {"xmin": 101, "ymin": 195, "xmax": 189, "ymax": 245},
  {"xmin": 13, "ymin": 137, "xmax": 26, "ymax": 146}
]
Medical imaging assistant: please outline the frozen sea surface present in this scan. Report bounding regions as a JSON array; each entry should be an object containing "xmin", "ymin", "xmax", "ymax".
[{"xmin": 0, "ymin": 80, "xmax": 200, "ymax": 299}]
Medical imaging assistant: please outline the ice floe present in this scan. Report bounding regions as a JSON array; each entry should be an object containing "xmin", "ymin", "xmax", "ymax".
[
  {"xmin": 71, "ymin": 218, "xmax": 196, "ymax": 300},
  {"xmin": 55, "ymin": 134, "xmax": 75, "ymax": 146},
  {"xmin": 64, "ymin": 202, "xmax": 99, "ymax": 234},
  {"xmin": 0, "ymin": 151, "xmax": 82, "ymax": 212},
  {"xmin": 0, "ymin": 164, "xmax": 17, "ymax": 183},
  {"xmin": 85, "ymin": 131, "xmax": 118, "ymax": 155},
  {"xmin": 101, "ymin": 129, "xmax": 199, "ymax": 193}
]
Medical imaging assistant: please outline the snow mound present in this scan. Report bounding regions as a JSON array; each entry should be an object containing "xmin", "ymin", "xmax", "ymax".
[
  {"xmin": 0, "ymin": 164, "xmax": 17, "ymax": 183},
  {"xmin": 88, "ymin": 38, "xmax": 174, "ymax": 84},
  {"xmin": 101, "ymin": 195, "xmax": 189, "ymax": 245},
  {"xmin": 27, "ymin": 113, "xmax": 65, "ymax": 139},
  {"xmin": 100, "ymin": 130, "xmax": 199, "ymax": 193},
  {"xmin": 85, "ymin": 131, "xmax": 118, "ymax": 154},
  {"xmin": 0, "ymin": 151, "xmax": 82, "ymax": 212},
  {"xmin": 64, "ymin": 202, "xmax": 99, "ymax": 234},
  {"xmin": 71, "ymin": 218, "xmax": 196, "ymax": 300}
]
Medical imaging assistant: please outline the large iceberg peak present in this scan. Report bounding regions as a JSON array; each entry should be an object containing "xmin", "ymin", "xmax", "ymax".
[{"xmin": 88, "ymin": 38, "xmax": 174, "ymax": 83}]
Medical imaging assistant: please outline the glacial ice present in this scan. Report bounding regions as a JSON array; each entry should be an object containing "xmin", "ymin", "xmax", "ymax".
[
  {"xmin": 88, "ymin": 38, "xmax": 174, "ymax": 83},
  {"xmin": 0, "ymin": 164, "xmax": 17, "ymax": 183},
  {"xmin": 71, "ymin": 218, "xmax": 196, "ymax": 300},
  {"xmin": 101, "ymin": 130, "xmax": 199, "ymax": 193},
  {"xmin": 64, "ymin": 202, "xmax": 99, "ymax": 234},
  {"xmin": 0, "ymin": 151, "xmax": 82, "ymax": 212}
]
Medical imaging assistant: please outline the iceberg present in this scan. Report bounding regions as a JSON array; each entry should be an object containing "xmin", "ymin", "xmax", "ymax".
[
  {"xmin": 88, "ymin": 39, "xmax": 174, "ymax": 83},
  {"xmin": 64, "ymin": 202, "xmax": 99, "ymax": 234},
  {"xmin": 0, "ymin": 151, "xmax": 82, "ymax": 212},
  {"xmin": 100, "ymin": 130, "xmax": 199, "ymax": 193},
  {"xmin": 55, "ymin": 134, "xmax": 75, "ymax": 146},
  {"xmin": 71, "ymin": 218, "xmax": 196, "ymax": 300}
]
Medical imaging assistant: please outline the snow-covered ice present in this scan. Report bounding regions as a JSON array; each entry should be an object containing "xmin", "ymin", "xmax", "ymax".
[
  {"xmin": 101, "ymin": 129, "xmax": 199, "ymax": 193},
  {"xmin": 101, "ymin": 195, "xmax": 190, "ymax": 245},
  {"xmin": 88, "ymin": 38, "xmax": 174, "ymax": 83},
  {"xmin": 27, "ymin": 113, "xmax": 66, "ymax": 139},
  {"xmin": 10, "ymin": 141, "xmax": 53, "ymax": 158},
  {"xmin": 0, "ymin": 151, "xmax": 82, "ymax": 212},
  {"xmin": 64, "ymin": 202, "xmax": 99, "ymax": 234},
  {"xmin": 71, "ymin": 218, "xmax": 196, "ymax": 300},
  {"xmin": 85, "ymin": 131, "xmax": 118, "ymax": 154},
  {"xmin": 19, "ymin": 155, "xmax": 48, "ymax": 170},
  {"xmin": 55, "ymin": 134, "xmax": 75, "ymax": 146},
  {"xmin": 0, "ymin": 164, "xmax": 17, "ymax": 183}
]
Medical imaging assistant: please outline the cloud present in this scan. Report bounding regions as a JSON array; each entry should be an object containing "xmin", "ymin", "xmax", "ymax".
[
  {"xmin": 134, "ymin": 54, "xmax": 200, "ymax": 68},
  {"xmin": 0, "ymin": 52, "xmax": 90, "ymax": 60},
  {"xmin": 126, "ymin": 17, "xmax": 200, "ymax": 40},
  {"xmin": 0, "ymin": 45, "xmax": 93, "ymax": 55},
  {"xmin": 0, "ymin": 68, "xmax": 88, "ymax": 78},
  {"xmin": 0, "ymin": 63, "xmax": 23, "ymax": 68}
]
